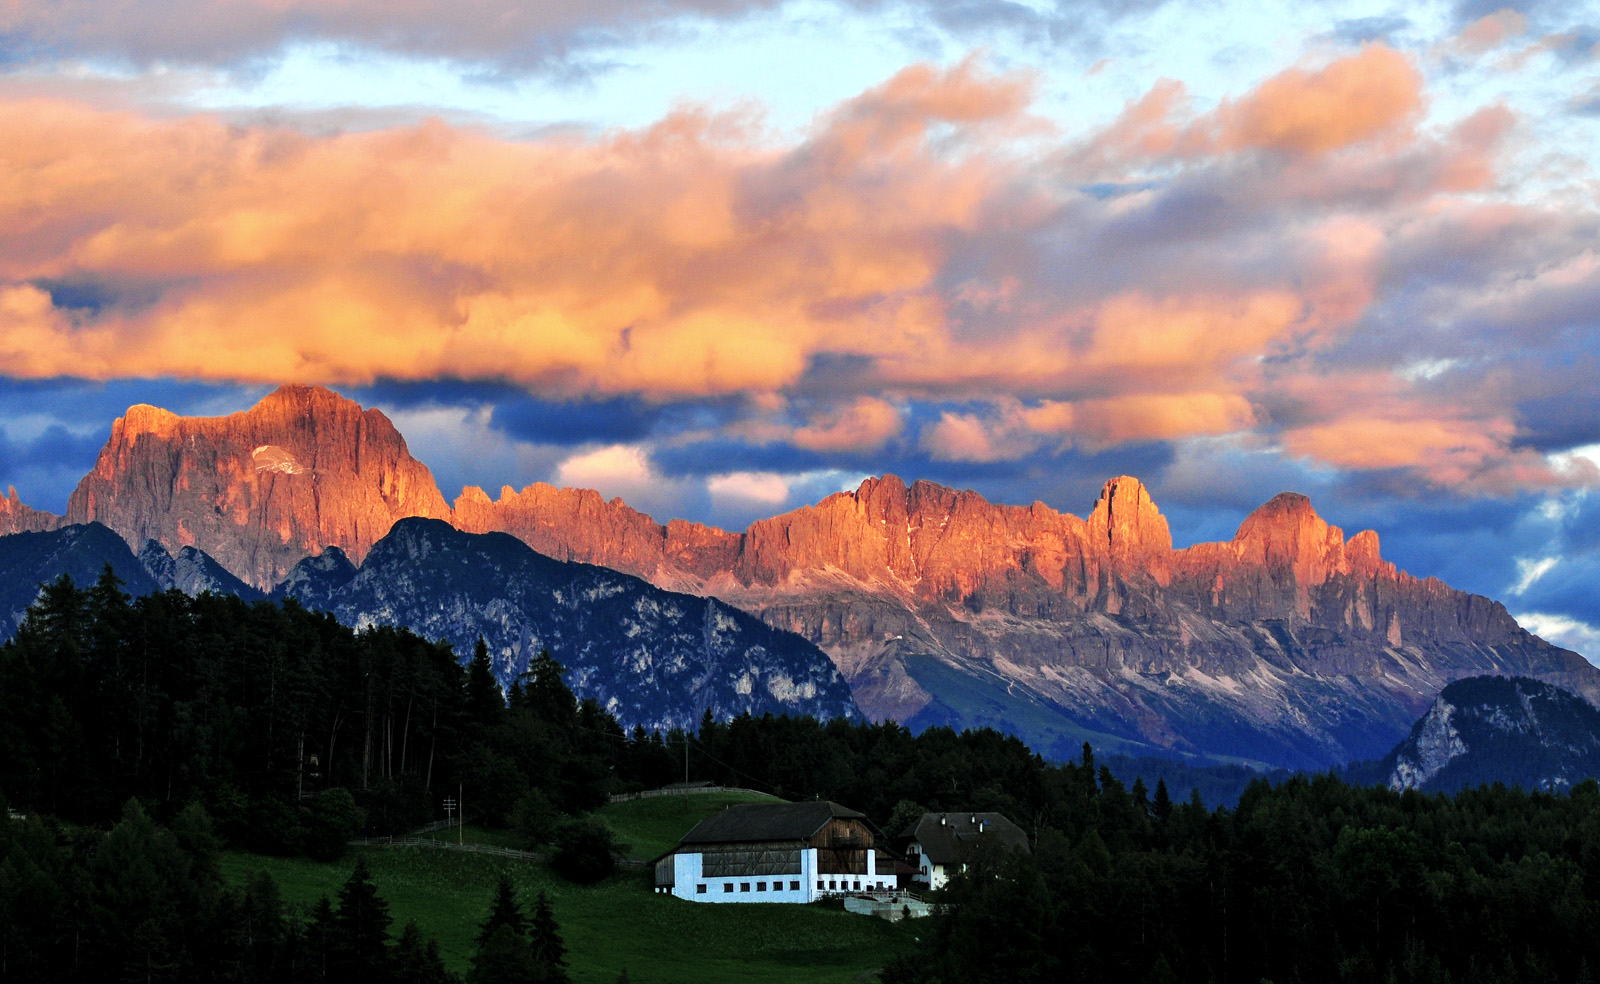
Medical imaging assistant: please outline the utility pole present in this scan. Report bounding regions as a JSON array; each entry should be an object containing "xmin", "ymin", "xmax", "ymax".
[
  {"xmin": 459, "ymin": 782, "xmax": 464, "ymax": 846},
  {"xmin": 684, "ymin": 735, "xmax": 689, "ymax": 785}
]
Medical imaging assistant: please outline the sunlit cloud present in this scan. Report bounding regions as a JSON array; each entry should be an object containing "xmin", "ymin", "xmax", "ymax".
[
  {"xmin": 0, "ymin": 41, "xmax": 1594, "ymax": 503},
  {"xmin": 1514, "ymin": 612, "xmax": 1600, "ymax": 664}
]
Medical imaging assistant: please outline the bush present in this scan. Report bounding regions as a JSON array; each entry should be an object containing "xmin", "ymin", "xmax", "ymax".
[{"xmin": 549, "ymin": 817, "xmax": 616, "ymax": 884}]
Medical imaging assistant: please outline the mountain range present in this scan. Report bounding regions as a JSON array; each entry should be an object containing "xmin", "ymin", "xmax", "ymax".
[{"xmin": 3, "ymin": 384, "xmax": 1595, "ymax": 769}]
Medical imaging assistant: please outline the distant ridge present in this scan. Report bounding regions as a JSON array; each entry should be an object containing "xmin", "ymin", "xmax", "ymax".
[
  {"xmin": 2, "ymin": 384, "xmax": 1593, "ymax": 768},
  {"xmin": 1382, "ymin": 676, "xmax": 1600, "ymax": 793},
  {"xmin": 276, "ymin": 517, "xmax": 862, "ymax": 731}
]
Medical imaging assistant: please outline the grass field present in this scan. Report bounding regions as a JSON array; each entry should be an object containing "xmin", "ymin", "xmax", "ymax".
[
  {"xmin": 221, "ymin": 806, "xmax": 918, "ymax": 982},
  {"xmin": 596, "ymin": 790, "xmax": 777, "ymax": 860},
  {"xmin": 417, "ymin": 823, "xmax": 527, "ymax": 849}
]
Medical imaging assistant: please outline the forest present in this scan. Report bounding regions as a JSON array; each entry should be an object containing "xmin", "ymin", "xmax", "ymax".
[{"xmin": 6, "ymin": 570, "xmax": 1600, "ymax": 982}]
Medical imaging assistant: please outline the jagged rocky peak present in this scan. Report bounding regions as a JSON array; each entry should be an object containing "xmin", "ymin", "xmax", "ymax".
[
  {"xmin": 66, "ymin": 384, "xmax": 451, "ymax": 590},
  {"xmin": 281, "ymin": 515, "xmax": 862, "ymax": 730},
  {"xmin": 1221, "ymin": 492, "xmax": 1396, "ymax": 583},
  {"xmin": 1086, "ymin": 475, "xmax": 1172, "ymax": 566},
  {"xmin": 0, "ymin": 485, "xmax": 64, "ymax": 536}
]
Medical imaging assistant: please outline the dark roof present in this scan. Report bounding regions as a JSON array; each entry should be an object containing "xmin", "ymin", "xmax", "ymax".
[
  {"xmin": 900, "ymin": 812, "xmax": 1030, "ymax": 864},
  {"xmin": 677, "ymin": 801, "xmax": 869, "ymax": 846}
]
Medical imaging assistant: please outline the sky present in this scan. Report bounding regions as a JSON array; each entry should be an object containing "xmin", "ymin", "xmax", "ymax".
[{"xmin": 2, "ymin": 0, "xmax": 1600, "ymax": 656}]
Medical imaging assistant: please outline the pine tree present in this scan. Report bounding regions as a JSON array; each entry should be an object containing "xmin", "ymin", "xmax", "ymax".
[
  {"xmin": 476, "ymin": 876, "xmax": 526, "ymax": 948},
  {"xmin": 528, "ymin": 891, "xmax": 570, "ymax": 983},
  {"xmin": 522, "ymin": 650, "xmax": 576, "ymax": 727},
  {"xmin": 332, "ymin": 856, "xmax": 393, "ymax": 981},
  {"xmin": 393, "ymin": 919, "xmax": 454, "ymax": 984},
  {"xmin": 467, "ymin": 638, "xmax": 505, "ymax": 728},
  {"xmin": 305, "ymin": 894, "xmax": 337, "ymax": 983},
  {"xmin": 1152, "ymin": 778, "xmax": 1173, "ymax": 824},
  {"xmin": 468, "ymin": 924, "xmax": 534, "ymax": 984}
]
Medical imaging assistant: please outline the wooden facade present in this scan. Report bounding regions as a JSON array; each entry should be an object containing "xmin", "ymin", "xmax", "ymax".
[{"xmin": 811, "ymin": 815, "xmax": 872, "ymax": 874}]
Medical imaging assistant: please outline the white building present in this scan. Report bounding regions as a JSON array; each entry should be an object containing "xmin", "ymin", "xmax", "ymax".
[
  {"xmin": 653, "ymin": 801, "xmax": 896, "ymax": 903},
  {"xmin": 900, "ymin": 812, "xmax": 1031, "ymax": 890}
]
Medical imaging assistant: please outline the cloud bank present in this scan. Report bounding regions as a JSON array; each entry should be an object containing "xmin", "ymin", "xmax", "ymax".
[{"xmin": 3, "ymin": 46, "xmax": 1595, "ymax": 498}]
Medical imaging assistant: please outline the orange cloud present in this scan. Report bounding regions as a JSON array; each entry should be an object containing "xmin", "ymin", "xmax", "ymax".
[
  {"xmin": 1213, "ymin": 45, "xmax": 1423, "ymax": 156},
  {"xmin": 0, "ymin": 68, "xmax": 1019, "ymax": 395},
  {"xmin": 0, "ymin": 53, "xmax": 1579, "ymax": 496},
  {"xmin": 1084, "ymin": 44, "xmax": 1423, "ymax": 167},
  {"xmin": 1280, "ymin": 414, "xmax": 1598, "ymax": 492},
  {"xmin": 792, "ymin": 398, "xmax": 902, "ymax": 451}
]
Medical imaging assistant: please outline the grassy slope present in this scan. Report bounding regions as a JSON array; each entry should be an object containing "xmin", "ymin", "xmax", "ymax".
[
  {"xmin": 596, "ymin": 791, "xmax": 778, "ymax": 860},
  {"xmin": 221, "ymin": 803, "xmax": 917, "ymax": 982}
]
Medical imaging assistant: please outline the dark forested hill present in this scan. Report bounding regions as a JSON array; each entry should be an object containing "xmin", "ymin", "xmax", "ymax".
[
  {"xmin": 274, "ymin": 517, "xmax": 862, "ymax": 731},
  {"xmin": 1379, "ymin": 675, "xmax": 1600, "ymax": 793},
  {"xmin": 0, "ymin": 523, "xmax": 156, "ymax": 636}
]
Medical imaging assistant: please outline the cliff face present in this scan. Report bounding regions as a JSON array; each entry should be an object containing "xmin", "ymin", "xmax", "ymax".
[
  {"xmin": 40, "ymin": 386, "xmax": 1598, "ymax": 768},
  {"xmin": 456, "ymin": 472, "xmax": 1598, "ymax": 768},
  {"xmin": 65, "ymin": 386, "xmax": 451, "ymax": 589},
  {"xmin": 0, "ymin": 486, "xmax": 64, "ymax": 536}
]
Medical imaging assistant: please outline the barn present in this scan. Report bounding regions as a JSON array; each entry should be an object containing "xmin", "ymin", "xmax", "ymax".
[{"xmin": 653, "ymin": 801, "xmax": 898, "ymax": 903}]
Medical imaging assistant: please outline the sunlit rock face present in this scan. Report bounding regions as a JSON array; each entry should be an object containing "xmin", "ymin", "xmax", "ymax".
[
  {"xmin": 0, "ymin": 486, "xmax": 64, "ymax": 536},
  {"xmin": 55, "ymin": 386, "xmax": 1600, "ymax": 769},
  {"xmin": 461, "ymin": 471, "xmax": 1599, "ymax": 770},
  {"xmin": 66, "ymin": 385, "xmax": 451, "ymax": 590}
]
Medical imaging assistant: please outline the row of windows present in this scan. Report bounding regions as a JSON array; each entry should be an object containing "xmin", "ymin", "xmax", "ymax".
[
  {"xmin": 690, "ymin": 877, "xmax": 891, "ymax": 895},
  {"xmin": 695, "ymin": 880, "xmax": 803, "ymax": 894}
]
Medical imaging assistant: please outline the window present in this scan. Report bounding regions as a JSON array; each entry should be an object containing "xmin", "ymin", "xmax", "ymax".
[
  {"xmin": 790, "ymin": 880, "xmax": 800, "ymax": 891},
  {"xmin": 853, "ymin": 881, "xmax": 861, "ymax": 891},
  {"xmin": 724, "ymin": 883, "xmax": 734, "ymax": 893},
  {"xmin": 817, "ymin": 880, "xmax": 824, "ymax": 890},
  {"xmin": 696, "ymin": 884, "xmax": 707, "ymax": 894},
  {"xmin": 740, "ymin": 883, "xmax": 750, "ymax": 892},
  {"xmin": 756, "ymin": 881, "xmax": 766, "ymax": 891},
  {"xmin": 829, "ymin": 880, "xmax": 837, "ymax": 890}
]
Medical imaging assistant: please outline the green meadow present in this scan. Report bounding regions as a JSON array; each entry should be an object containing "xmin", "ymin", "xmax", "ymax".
[
  {"xmin": 220, "ymin": 792, "xmax": 918, "ymax": 982},
  {"xmin": 597, "ymin": 790, "xmax": 778, "ymax": 860}
]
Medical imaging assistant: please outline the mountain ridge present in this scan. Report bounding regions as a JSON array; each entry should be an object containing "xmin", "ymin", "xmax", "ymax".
[{"xmin": 5, "ymin": 384, "xmax": 1592, "ymax": 768}]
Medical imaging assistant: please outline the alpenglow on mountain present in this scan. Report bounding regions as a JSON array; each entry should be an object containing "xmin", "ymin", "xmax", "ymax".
[{"xmin": 9, "ymin": 384, "xmax": 1597, "ymax": 769}]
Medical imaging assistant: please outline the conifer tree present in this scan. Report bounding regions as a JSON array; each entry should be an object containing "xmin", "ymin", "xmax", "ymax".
[
  {"xmin": 528, "ymin": 891, "xmax": 570, "ymax": 983},
  {"xmin": 305, "ymin": 894, "xmax": 337, "ymax": 983},
  {"xmin": 393, "ymin": 919, "xmax": 454, "ymax": 984},
  {"xmin": 332, "ymin": 856, "xmax": 392, "ymax": 981},
  {"xmin": 1152, "ymin": 778, "xmax": 1173, "ymax": 823},
  {"xmin": 522, "ymin": 649, "xmax": 576, "ymax": 727},
  {"xmin": 468, "ymin": 924, "xmax": 534, "ymax": 984},
  {"xmin": 467, "ymin": 638, "xmax": 505, "ymax": 728},
  {"xmin": 476, "ymin": 875, "xmax": 527, "ymax": 948}
]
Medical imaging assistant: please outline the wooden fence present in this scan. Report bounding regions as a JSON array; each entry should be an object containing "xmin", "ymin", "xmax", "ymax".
[
  {"xmin": 607, "ymin": 785, "xmax": 779, "ymax": 804},
  {"xmin": 349, "ymin": 833, "xmax": 648, "ymax": 869}
]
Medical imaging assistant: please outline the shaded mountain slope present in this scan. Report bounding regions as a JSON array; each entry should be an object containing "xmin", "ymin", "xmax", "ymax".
[
  {"xmin": 275, "ymin": 518, "xmax": 862, "ymax": 731},
  {"xmin": 1383, "ymin": 676, "xmax": 1600, "ymax": 793}
]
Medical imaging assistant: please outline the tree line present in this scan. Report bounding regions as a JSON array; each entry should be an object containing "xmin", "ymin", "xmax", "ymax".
[{"xmin": 10, "ymin": 571, "xmax": 1600, "ymax": 982}]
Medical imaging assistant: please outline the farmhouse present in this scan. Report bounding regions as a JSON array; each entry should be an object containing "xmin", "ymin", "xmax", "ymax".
[
  {"xmin": 653, "ymin": 800, "xmax": 898, "ymax": 903},
  {"xmin": 900, "ymin": 812, "xmax": 1030, "ymax": 889}
]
